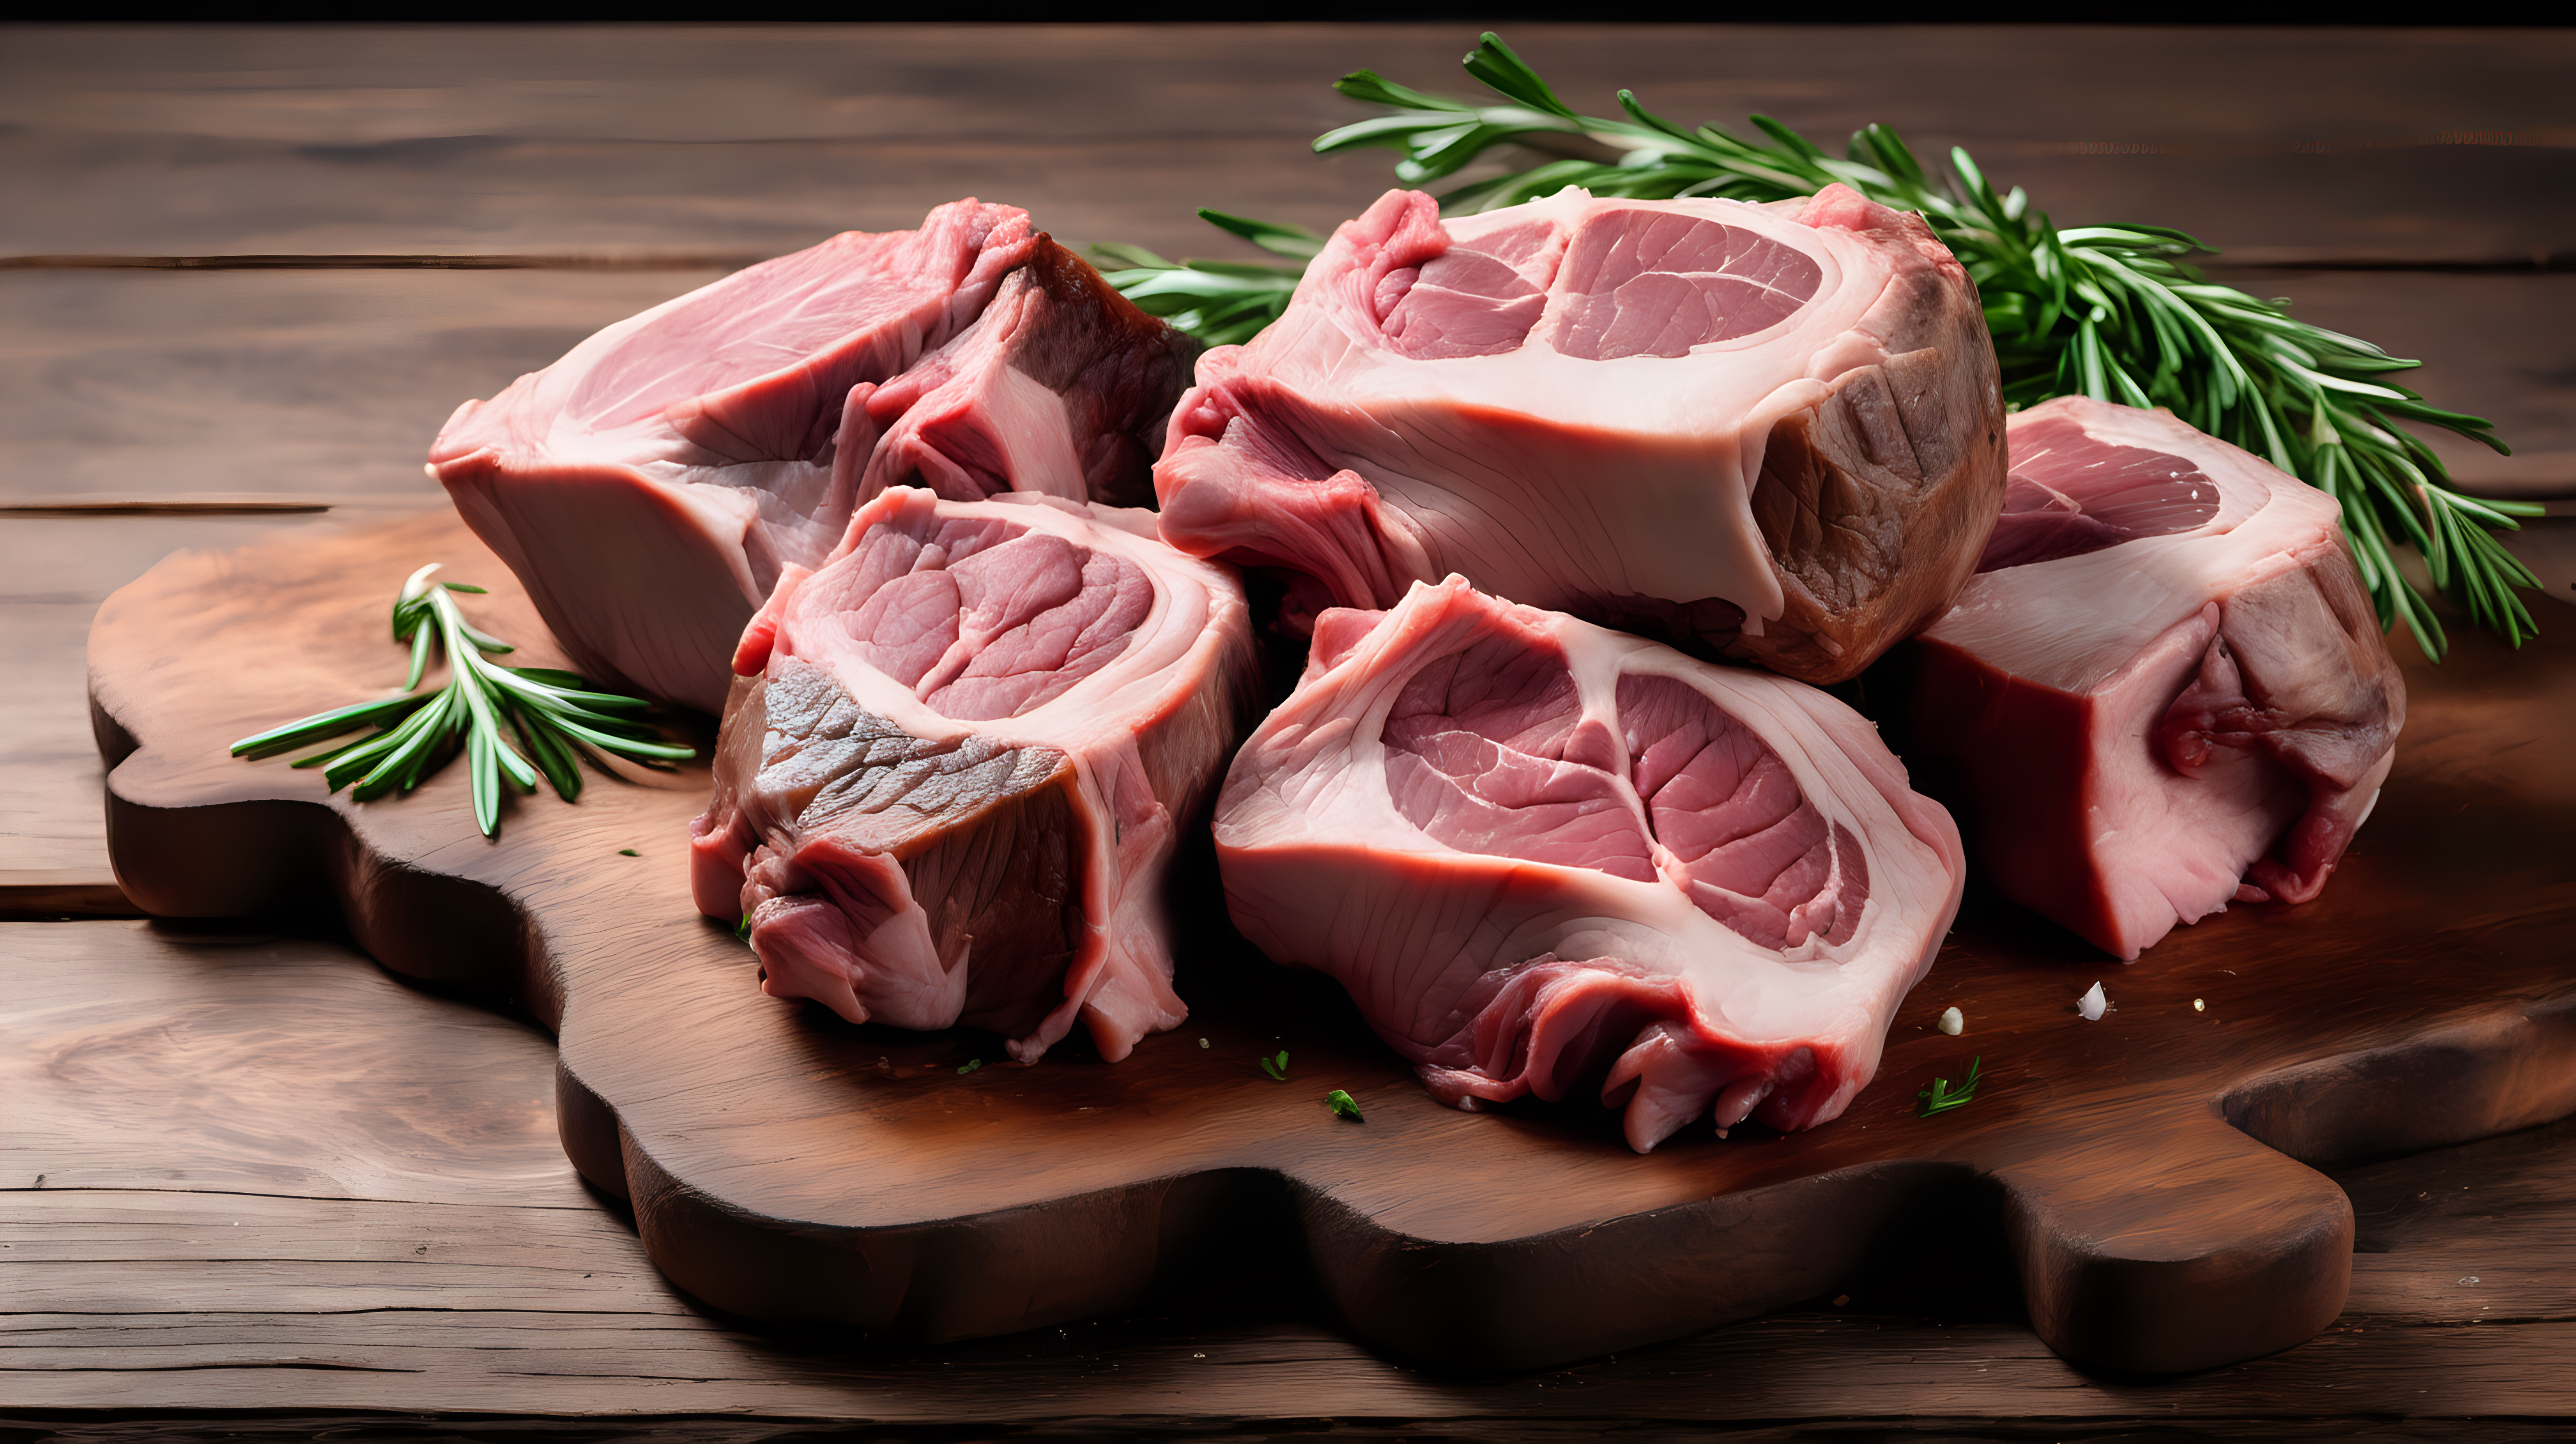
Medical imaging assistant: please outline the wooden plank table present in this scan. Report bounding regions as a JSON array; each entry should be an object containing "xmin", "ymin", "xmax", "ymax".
[{"xmin": 4, "ymin": 24, "xmax": 2569, "ymax": 1439}]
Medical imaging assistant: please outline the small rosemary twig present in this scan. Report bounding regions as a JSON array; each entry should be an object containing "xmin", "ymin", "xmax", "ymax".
[{"xmin": 229, "ymin": 564, "xmax": 694, "ymax": 837}]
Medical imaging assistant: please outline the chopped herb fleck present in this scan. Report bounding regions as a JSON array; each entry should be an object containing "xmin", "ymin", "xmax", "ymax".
[
  {"xmin": 957, "ymin": 1059, "xmax": 983, "ymax": 1075},
  {"xmin": 1324, "ymin": 1089, "xmax": 1364, "ymax": 1122},
  {"xmin": 735, "ymin": 912, "xmax": 752, "ymax": 941},
  {"xmin": 1916, "ymin": 1056, "xmax": 1982, "ymax": 1118},
  {"xmin": 617, "ymin": 848, "xmax": 640, "ymax": 857},
  {"xmin": 1258, "ymin": 1050, "xmax": 1289, "ymax": 1082}
]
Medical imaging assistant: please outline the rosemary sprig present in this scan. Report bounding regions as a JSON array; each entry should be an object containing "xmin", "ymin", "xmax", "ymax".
[
  {"xmin": 1109, "ymin": 33, "xmax": 2542, "ymax": 656},
  {"xmin": 1093, "ymin": 210, "xmax": 1317, "ymax": 346},
  {"xmin": 1916, "ymin": 1056, "xmax": 1983, "ymax": 1118},
  {"xmin": 228, "ymin": 563, "xmax": 694, "ymax": 837}
]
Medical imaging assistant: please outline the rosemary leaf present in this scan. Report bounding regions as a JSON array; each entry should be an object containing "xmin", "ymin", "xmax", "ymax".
[{"xmin": 230, "ymin": 692, "xmax": 426, "ymax": 760}]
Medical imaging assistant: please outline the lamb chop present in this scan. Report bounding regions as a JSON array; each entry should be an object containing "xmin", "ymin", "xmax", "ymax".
[
  {"xmin": 430, "ymin": 200, "xmax": 1197, "ymax": 713},
  {"xmin": 690, "ymin": 487, "xmax": 1257, "ymax": 1063},
  {"xmin": 1896, "ymin": 396, "xmax": 2406, "ymax": 959},
  {"xmin": 1152, "ymin": 184, "xmax": 2006, "ymax": 684},
  {"xmin": 1214, "ymin": 577, "xmax": 1966, "ymax": 1151}
]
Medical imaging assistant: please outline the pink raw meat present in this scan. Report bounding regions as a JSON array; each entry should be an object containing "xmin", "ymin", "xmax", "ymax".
[
  {"xmin": 1215, "ymin": 577, "xmax": 1965, "ymax": 1152},
  {"xmin": 430, "ymin": 200, "xmax": 1197, "ymax": 712},
  {"xmin": 690, "ymin": 487, "xmax": 1256, "ymax": 1062},
  {"xmin": 1153, "ymin": 185, "xmax": 2005, "ymax": 684},
  {"xmin": 1899, "ymin": 396, "xmax": 2406, "ymax": 959}
]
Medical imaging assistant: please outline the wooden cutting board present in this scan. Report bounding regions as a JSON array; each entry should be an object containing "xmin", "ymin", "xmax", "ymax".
[{"xmin": 87, "ymin": 509, "xmax": 2576, "ymax": 1375}]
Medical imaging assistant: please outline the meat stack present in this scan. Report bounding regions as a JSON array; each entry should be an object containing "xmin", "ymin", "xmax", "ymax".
[{"xmin": 437, "ymin": 184, "xmax": 2405, "ymax": 1154}]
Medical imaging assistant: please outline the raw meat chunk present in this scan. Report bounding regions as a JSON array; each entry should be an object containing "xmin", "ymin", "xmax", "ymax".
[
  {"xmin": 1153, "ymin": 185, "xmax": 2006, "ymax": 683},
  {"xmin": 430, "ymin": 200, "xmax": 1198, "ymax": 712},
  {"xmin": 1898, "ymin": 396, "xmax": 2406, "ymax": 959},
  {"xmin": 1215, "ymin": 577, "xmax": 1965, "ymax": 1151},
  {"xmin": 690, "ymin": 487, "xmax": 1256, "ymax": 1062}
]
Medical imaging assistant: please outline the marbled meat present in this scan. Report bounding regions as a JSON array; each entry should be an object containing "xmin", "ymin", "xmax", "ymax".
[
  {"xmin": 1152, "ymin": 184, "xmax": 2007, "ymax": 683},
  {"xmin": 690, "ymin": 487, "xmax": 1256, "ymax": 1062},
  {"xmin": 1214, "ymin": 577, "xmax": 1966, "ymax": 1151}
]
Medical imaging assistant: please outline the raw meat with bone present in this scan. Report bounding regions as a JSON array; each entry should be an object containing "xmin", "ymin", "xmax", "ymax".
[
  {"xmin": 1898, "ymin": 396, "xmax": 2406, "ymax": 959},
  {"xmin": 430, "ymin": 200, "xmax": 1197, "ymax": 713},
  {"xmin": 1153, "ymin": 184, "xmax": 2006, "ymax": 684},
  {"xmin": 690, "ymin": 487, "xmax": 1255, "ymax": 1062},
  {"xmin": 1215, "ymin": 577, "xmax": 1965, "ymax": 1151}
]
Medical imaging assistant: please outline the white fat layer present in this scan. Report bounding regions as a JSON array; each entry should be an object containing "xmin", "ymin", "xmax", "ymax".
[{"xmin": 977, "ymin": 363, "xmax": 1089, "ymax": 501}]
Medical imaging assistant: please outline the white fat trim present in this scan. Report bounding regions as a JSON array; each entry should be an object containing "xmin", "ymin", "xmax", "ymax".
[
  {"xmin": 1055, "ymin": 748, "xmax": 1127, "ymax": 1018},
  {"xmin": 2017, "ymin": 396, "xmax": 2288, "ymax": 532},
  {"xmin": 1930, "ymin": 488, "xmax": 2339, "ymax": 695},
  {"xmin": 979, "ymin": 362, "xmax": 1090, "ymax": 500}
]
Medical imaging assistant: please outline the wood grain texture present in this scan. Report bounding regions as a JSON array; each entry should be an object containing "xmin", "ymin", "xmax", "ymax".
[
  {"xmin": 3, "ymin": 25, "xmax": 2569, "ymax": 503},
  {"xmin": 4, "ymin": 924, "xmax": 2565, "ymax": 1427},
  {"xmin": 0, "ymin": 603, "xmax": 117, "ymax": 906},
  {"xmin": 0, "ymin": 269, "xmax": 729, "ymax": 507},
  {"xmin": 5, "ymin": 25, "xmax": 2568, "ymax": 264},
  {"xmin": 0, "ymin": 516, "xmax": 350, "ymax": 906},
  {"xmin": 2, "ymin": 915, "xmax": 2568, "ymax": 1430},
  {"xmin": 79, "ymin": 510, "xmax": 2576, "ymax": 1378},
  {"xmin": 0, "ymin": 923, "xmax": 583, "ymax": 1206}
]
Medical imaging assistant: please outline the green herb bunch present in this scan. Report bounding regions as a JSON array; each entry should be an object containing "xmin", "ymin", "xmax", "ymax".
[
  {"xmin": 1104, "ymin": 33, "xmax": 2541, "ymax": 656},
  {"xmin": 229, "ymin": 564, "xmax": 695, "ymax": 837}
]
